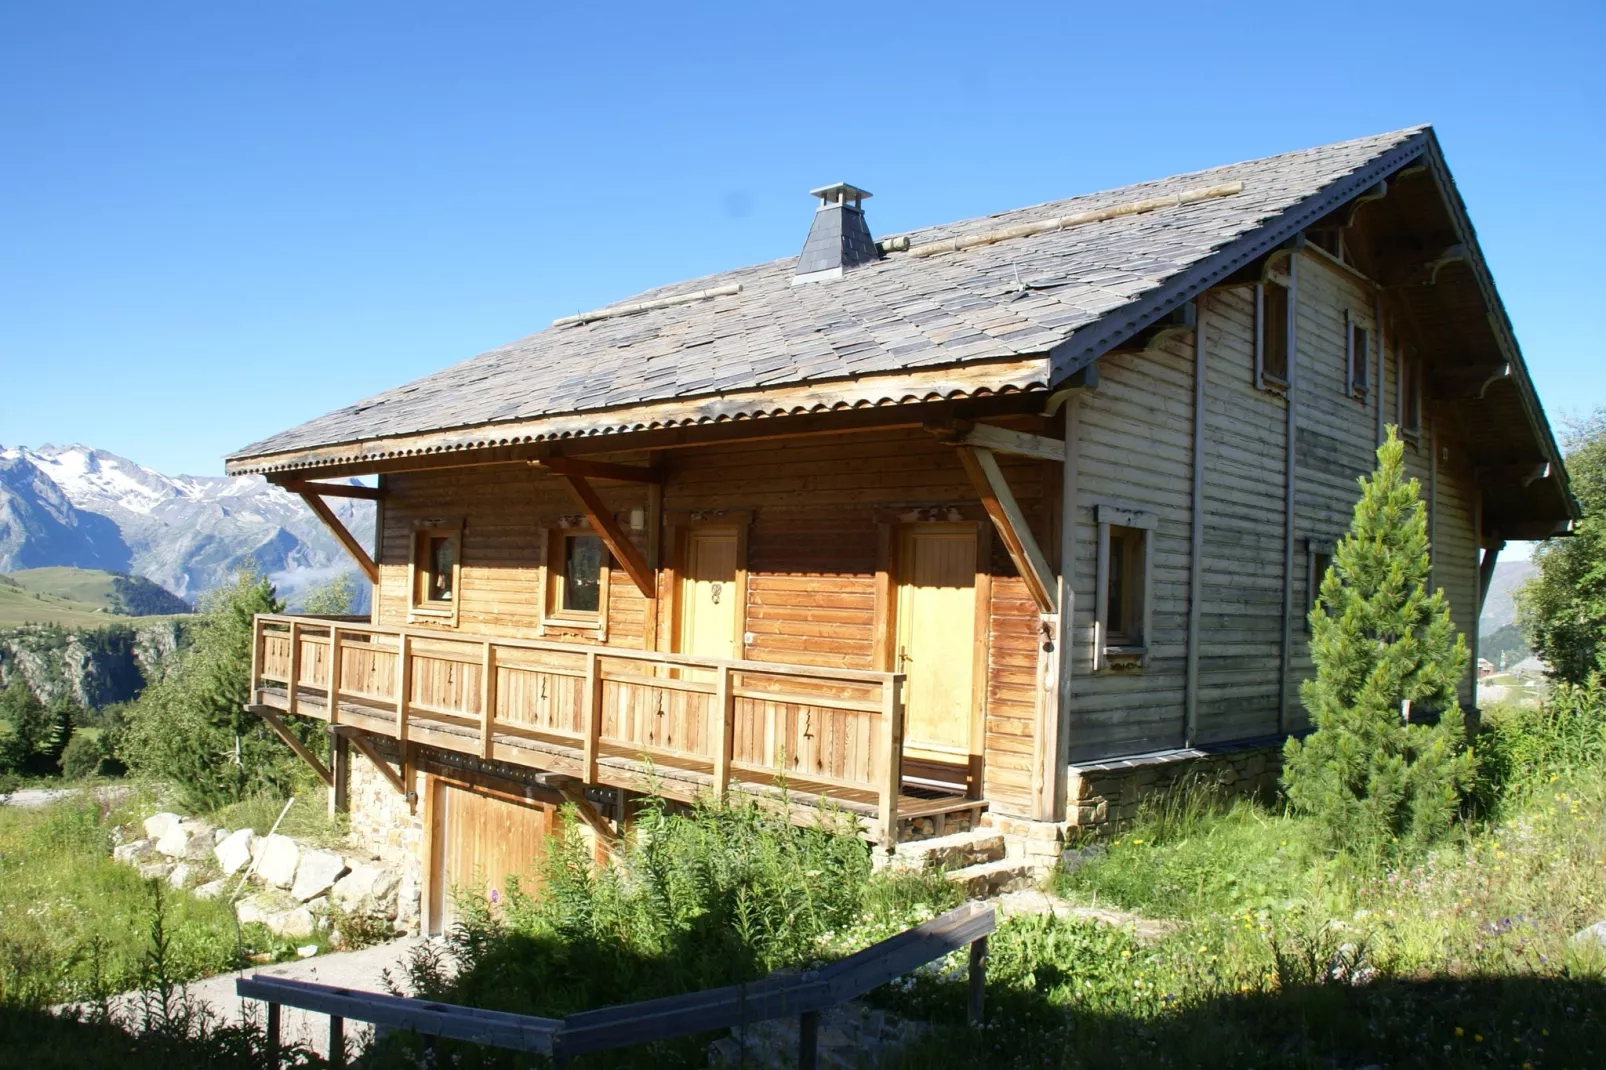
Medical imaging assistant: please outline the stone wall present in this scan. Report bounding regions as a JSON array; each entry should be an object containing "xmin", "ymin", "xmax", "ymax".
[{"xmin": 345, "ymin": 742, "xmax": 426, "ymax": 932}]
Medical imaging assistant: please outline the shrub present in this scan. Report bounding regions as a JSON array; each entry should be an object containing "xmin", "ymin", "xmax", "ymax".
[
  {"xmin": 1283, "ymin": 429, "xmax": 1475, "ymax": 860},
  {"xmin": 58, "ymin": 732, "xmax": 104, "ymax": 780}
]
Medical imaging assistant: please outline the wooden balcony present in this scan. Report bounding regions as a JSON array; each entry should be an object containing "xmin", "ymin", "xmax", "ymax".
[{"xmin": 248, "ymin": 614, "xmax": 975, "ymax": 842}]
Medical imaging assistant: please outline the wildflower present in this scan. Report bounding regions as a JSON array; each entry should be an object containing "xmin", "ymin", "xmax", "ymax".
[{"xmin": 1455, "ymin": 1027, "xmax": 1463, "ymax": 1036}]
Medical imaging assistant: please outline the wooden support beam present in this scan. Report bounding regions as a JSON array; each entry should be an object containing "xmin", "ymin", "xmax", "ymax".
[
  {"xmin": 297, "ymin": 492, "xmax": 379, "ymax": 584},
  {"xmin": 560, "ymin": 474, "xmax": 656, "ymax": 598},
  {"xmin": 344, "ymin": 730, "xmax": 406, "ymax": 797},
  {"xmin": 277, "ymin": 479, "xmax": 388, "ymax": 501},
  {"xmin": 547, "ymin": 775, "xmax": 622, "ymax": 856},
  {"xmin": 532, "ymin": 457, "xmax": 665, "ymax": 484},
  {"xmin": 1476, "ymin": 461, "xmax": 1551, "ymax": 488},
  {"xmin": 249, "ymin": 704, "xmax": 333, "ymax": 786},
  {"xmin": 956, "ymin": 446, "xmax": 1058, "ymax": 614},
  {"xmin": 1479, "ymin": 541, "xmax": 1504, "ymax": 612},
  {"xmin": 934, "ymin": 421, "xmax": 1066, "ymax": 463}
]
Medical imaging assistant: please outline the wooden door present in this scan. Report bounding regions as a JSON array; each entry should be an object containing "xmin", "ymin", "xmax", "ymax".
[
  {"xmin": 428, "ymin": 780, "xmax": 553, "ymax": 933},
  {"xmin": 679, "ymin": 528, "xmax": 741, "ymax": 664},
  {"xmin": 895, "ymin": 524, "xmax": 979, "ymax": 768}
]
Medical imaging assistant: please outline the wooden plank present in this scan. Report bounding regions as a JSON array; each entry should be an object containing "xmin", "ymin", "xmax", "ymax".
[
  {"xmin": 277, "ymin": 478, "xmax": 387, "ymax": 501},
  {"xmin": 287, "ymin": 620, "xmax": 302, "ymax": 719},
  {"xmin": 582, "ymin": 650, "xmax": 601, "ymax": 782},
  {"xmin": 955, "ymin": 446, "xmax": 1057, "ymax": 613},
  {"xmin": 328, "ymin": 627, "xmax": 343, "ymax": 725},
  {"xmin": 968, "ymin": 935, "xmax": 988, "ymax": 1025},
  {"xmin": 297, "ymin": 492, "xmax": 379, "ymax": 584},
  {"xmin": 396, "ymin": 633, "xmax": 412, "ymax": 745},
  {"xmin": 561, "ymin": 473, "xmax": 655, "ymax": 597},
  {"xmin": 878, "ymin": 675, "xmax": 904, "ymax": 846},
  {"xmin": 957, "ymin": 422, "xmax": 1066, "ymax": 463},
  {"xmin": 345, "ymin": 730, "xmax": 406, "ymax": 796},
  {"xmin": 329, "ymin": 1014, "xmax": 345, "ymax": 1069},
  {"xmin": 532, "ymin": 457, "xmax": 665, "ymax": 484},
  {"xmin": 713, "ymin": 664, "xmax": 733, "ymax": 798},
  {"xmin": 248, "ymin": 705, "xmax": 333, "ymax": 786},
  {"xmin": 1185, "ymin": 296, "xmax": 1207, "ymax": 746},
  {"xmin": 1278, "ymin": 254, "xmax": 1299, "ymax": 733},
  {"xmin": 480, "ymin": 642, "xmax": 495, "ymax": 760}
]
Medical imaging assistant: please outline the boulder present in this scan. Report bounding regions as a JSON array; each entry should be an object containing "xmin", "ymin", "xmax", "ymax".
[
  {"xmin": 292, "ymin": 850, "xmax": 349, "ymax": 902},
  {"xmin": 255, "ymin": 834, "xmax": 301, "ymax": 889},
  {"xmin": 237, "ymin": 892, "xmax": 315, "ymax": 939},
  {"xmin": 194, "ymin": 878, "xmax": 228, "ymax": 901},
  {"xmin": 113, "ymin": 839, "xmax": 154, "ymax": 865},
  {"xmin": 168, "ymin": 863, "xmax": 195, "ymax": 890},
  {"xmin": 395, "ymin": 865, "xmax": 422, "ymax": 933},
  {"xmin": 331, "ymin": 863, "xmax": 400, "ymax": 916},
  {"xmin": 138, "ymin": 861, "xmax": 174, "ymax": 881},
  {"xmin": 155, "ymin": 820, "xmax": 215, "ymax": 861},
  {"xmin": 214, "ymin": 828, "xmax": 256, "ymax": 876},
  {"xmin": 143, "ymin": 812, "xmax": 183, "ymax": 842}
]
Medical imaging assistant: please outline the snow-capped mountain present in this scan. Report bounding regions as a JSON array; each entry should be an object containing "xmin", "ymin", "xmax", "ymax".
[{"xmin": 0, "ymin": 444, "xmax": 374, "ymax": 606}]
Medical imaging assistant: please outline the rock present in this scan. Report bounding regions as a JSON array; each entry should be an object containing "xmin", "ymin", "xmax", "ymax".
[
  {"xmin": 113, "ymin": 839, "xmax": 154, "ymax": 865},
  {"xmin": 138, "ymin": 861, "xmax": 174, "ymax": 881},
  {"xmin": 237, "ymin": 892, "xmax": 315, "ymax": 939},
  {"xmin": 155, "ymin": 820, "xmax": 215, "ymax": 861},
  {"xmin": 143, "ymin": 812, "xmax": 183, "ymax": 841},
  {"xmin": 296, "ymin": 944, "xmax": 319, "ymax": 959},
  {"xmin": 168, "ymin": 863, "xmax": 195, "ymax": 890},
  {"xmin": 213, "ymin": 827, "xmax": 229, "ymax": 845},
  {"xmin": 395, "ymin": 865, "xmax": 421, "ymax": 933},
  {"xmin": 331, "ymin": 863, "xmax": 400, "ymax": 916},
  {"xmin": 214, "ymin": 828, "xmax": 256, "ymax": 876},
  {"xmin": 1569, "ymin": 920, "xmax": 1606, "ymax": 950},
  {"xmin": 291, "ymin": 849, "xmax": 348, "ymax": 902},
  {"xmin": 194, "ymin": 878, "xmax": 228, "ymax": 901},
  {"xmin": 255, "ymin": 834, "xmax": 301, "ymax": 889}
]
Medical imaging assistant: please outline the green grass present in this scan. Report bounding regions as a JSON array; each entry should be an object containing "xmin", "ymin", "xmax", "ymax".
[
  {"xmin": 0, "ymin": 568, "xmax": 191, "ymax": 627},
  {"xmin": 0, "ymin": 581, "xmax": 122, "ymax": 628}
]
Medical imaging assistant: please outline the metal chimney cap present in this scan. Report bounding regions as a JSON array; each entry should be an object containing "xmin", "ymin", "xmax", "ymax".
[{"xmin": 808, "ymin": 183, "xmax": 872, "ymax": 208}]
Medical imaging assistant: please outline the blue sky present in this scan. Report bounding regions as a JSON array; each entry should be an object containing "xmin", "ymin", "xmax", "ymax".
[{"xmin": 1, "ymin": 1, "xmax": 1602, "ymax": 479}]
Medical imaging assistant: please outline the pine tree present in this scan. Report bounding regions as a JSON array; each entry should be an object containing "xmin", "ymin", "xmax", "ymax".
[{"xmin": 1282, "ymin": 428, "xmax": 1475, "ymax": 858}]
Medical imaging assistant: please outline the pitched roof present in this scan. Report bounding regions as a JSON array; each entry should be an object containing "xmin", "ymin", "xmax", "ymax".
[{"xmin": 229, "ymin": 128, "xmax": 1431, "ymax": 471}]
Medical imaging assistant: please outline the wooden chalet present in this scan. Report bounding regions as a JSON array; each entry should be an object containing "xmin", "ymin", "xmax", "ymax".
[{"xmin": 227, "ymin": 127, "xmax": 1575, "ymax": 928}]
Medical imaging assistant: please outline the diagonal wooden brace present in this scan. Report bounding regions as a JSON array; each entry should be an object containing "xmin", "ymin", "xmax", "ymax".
[
  {"xmin": 956, "ymin": 446, "xmax": 1058, "ymax": 614},
  {"xmin": 297, "ymin": 492, "xmax": 379, "ymax": 585},
  {"xmin": 248, "ymin": 704, "xmax": 333, "ymax": 786},
  {"xmin": 560, "ymin": 474, "xmax": 656, "ymax": 598},
  {"xmin": 343, "ymin": 729, "xmax": 407, "ymax": 798}
]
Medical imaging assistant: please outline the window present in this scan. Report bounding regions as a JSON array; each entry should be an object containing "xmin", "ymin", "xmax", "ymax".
[
  {"xmin": 1399, "ymin": 344, "xmax": 1422, "ymax": 437},
  {"xmin": 1095, "ymin": 505, "xmax": 1157, "ymax": 670},
  {"xmin": 1255, "ymin": 278, "xmax": 1290, "ymax": 391},
  {"xmin": 409, "ymin": 520, "xmax": 462, "ymax": 625},
  {"xmin": 544, "ymin": 527, "xmax": 610, "ymax": 629},
  {"xmin": 1306, "ymin": 539, "xmax": 1335, "ymax": 632},
  {"xmin": 1346, "ymin": 311, "xmax": 1370, "ymax": 399}
]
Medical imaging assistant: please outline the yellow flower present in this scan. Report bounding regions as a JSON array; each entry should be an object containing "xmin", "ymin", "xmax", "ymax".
[
  {"xmin": 1455, "ymin": 1027, "xmax": 1464, "ymax": 1037},
  {"xmin": 1474, "ymin": 1034, "xmax": 1483, "ymax": 1043}
]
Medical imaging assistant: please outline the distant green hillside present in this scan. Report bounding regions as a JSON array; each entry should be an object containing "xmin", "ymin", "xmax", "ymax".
[{"xmin": 0, "ymin": 568, "xmax": 190, "ymax": 628}]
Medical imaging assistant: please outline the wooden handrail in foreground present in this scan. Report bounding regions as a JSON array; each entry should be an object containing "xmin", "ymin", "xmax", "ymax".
[{"xmin": 237, "ymin": 901, "xmax": 994, "ymax": 1069}]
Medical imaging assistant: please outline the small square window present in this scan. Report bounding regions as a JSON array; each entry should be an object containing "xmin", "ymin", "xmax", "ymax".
[
  {"xmin": 1095, "ymin": 506, "xmax": 1155, "ymax": 670},
  {"xmin": 409, "ymin": 521, "xmax": 462, "ymax": 624},
  {"xmin": 1347, "ymin": 312, "xmax": 1370, "ymax": 399},
  {"xmin": 1306, "ymin": 539, "xmax": 1336, "ymax": 633},
  {"xmin": 546, "ymin": 529, "xmax": 610, "ymax": 627},
  {"xmin": 1256, "ymin": 280, "xmax": 1290, "ymax": 391}
]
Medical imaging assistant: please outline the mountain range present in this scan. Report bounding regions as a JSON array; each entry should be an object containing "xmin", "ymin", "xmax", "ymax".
[{"xmin": 0, "ymin": 444, "xmax": 373, "ymax": 608}]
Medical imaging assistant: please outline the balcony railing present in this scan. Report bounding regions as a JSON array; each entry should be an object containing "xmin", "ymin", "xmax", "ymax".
[{"xmin": 249, "ymin": 614, "xmax": 914, "ymax": 841}]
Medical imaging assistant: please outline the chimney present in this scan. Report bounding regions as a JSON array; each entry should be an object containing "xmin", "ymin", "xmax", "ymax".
[{"xmin": 793, "ymin": 183, "xmax": 877, "ymax": 284}]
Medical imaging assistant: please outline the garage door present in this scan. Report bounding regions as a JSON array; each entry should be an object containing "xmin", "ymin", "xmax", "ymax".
[{"xmin": 428, "ymin": 779, "xmax": 555, "ymax": 933}]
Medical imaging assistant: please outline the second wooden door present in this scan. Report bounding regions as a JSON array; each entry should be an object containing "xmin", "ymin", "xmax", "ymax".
[{"xmin": 895, "ymin": 524, "xmax": 980, "ymax": 767}]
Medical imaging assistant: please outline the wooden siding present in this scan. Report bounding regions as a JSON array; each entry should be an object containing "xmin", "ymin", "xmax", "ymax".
[{"xmin": 374, "ymin": 427, "xmax": 1051, "ymax": 816}]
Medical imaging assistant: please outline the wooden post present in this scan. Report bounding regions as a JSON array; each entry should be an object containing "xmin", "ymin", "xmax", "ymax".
[
  {"xmin": 798, "ymin": 1009, "xmax": 819, "ymax": 1070},
  {"xmin": 327, "ymin": 627, "xmax": 342, "ymax": 724},
  {"xmin": 582, "ymin": 650, "xmax": 601, "ymax": 783},
  {"xmin": 1278, "ymin": 254, "xmax": 1299, "ymax": 734},
  {"xmin": 329, "ymin": 728, "xmax": 349, "ymax": 815},
  {"xmin": 480, "ymin": 642, "xmax": 496, "ymax": 760},
  {"xmin": 395, "ymin": 633, "xmax": 411, "ymax": 745},
  {"xmin": 968, "ymin": 935, "xmax": 988, "ymax": 1026},
  {"xmin": 328, "ymin": 1014, "xmax": 345, "ymax": 1069},
  {"xmin": 879, "ymin": 674, "xmax": 904, "ymax": 847},
  {"xmin": 249, "ymin": 616, "xmax": 263, "ymax": 706},
  {"xmin": 287, "ymin": 620, "xmax": 302, "ymax": 718},
  {"xmin": 1185, "ymin": 296, "xmax": 1207, "ymax": 748},
  {"xmin": 713, "ymin": 664, "xmax": 734, "ymax": 799},
  {"xmin": 266, "ymin": 1001, "xmax": 281, "ymax": 1067}
]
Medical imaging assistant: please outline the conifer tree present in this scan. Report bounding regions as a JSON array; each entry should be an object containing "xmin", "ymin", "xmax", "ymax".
[{"xmin": 1283, "ymin": 428, "xmax": 1475, "ymax": 857}]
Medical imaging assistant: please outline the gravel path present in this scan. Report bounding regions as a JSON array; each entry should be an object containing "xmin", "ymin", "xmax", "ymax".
[{"xmin": 1, "ymin": 786, "xmax": 130, "ymax": 809}]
